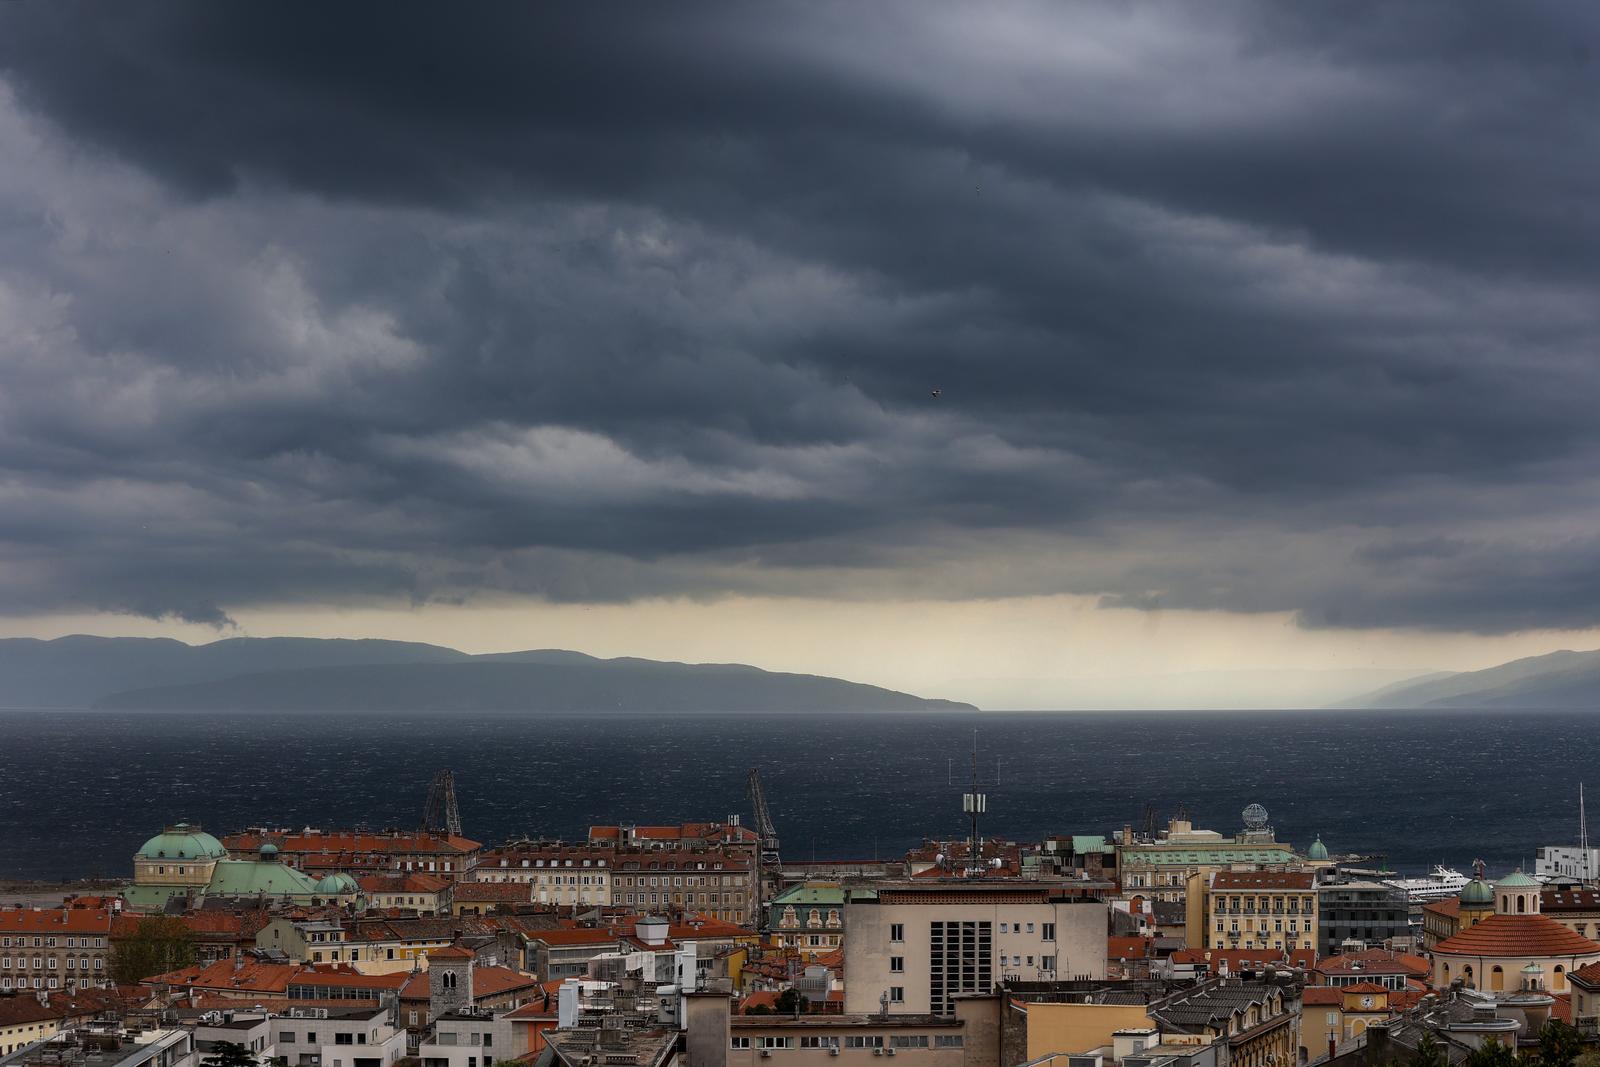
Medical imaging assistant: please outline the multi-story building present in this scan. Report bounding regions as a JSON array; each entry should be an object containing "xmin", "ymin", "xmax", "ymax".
[
  {"xmin": 1536, "ymin": 845, "xmax": 1600, "ymax": 882},
  {"xmin": 1541, "ymin": 887, "xmax": 1600, "ymax": 942},
  {"xmin": 1316, "ymin": 881, "xmax": 1409, "ymax": 955},
  {"xmin": 265, "ymin": 1005, "xmax": 409, "ymax": 1067},
  {"xmin": 474, "ymin": 844, "xmax": 614, "ymax": 908},
  {"xmin": 1118, "ymin": 816, "xmax": 1298, "ymax": 905},
  {"xmin": 768, "ymin": 884, "xmax": 849, "ymax": 958},
  {"xmin": 222, "ymin": 829, "xmax": 483, "ymax": 881},
  {"xmin": 842, "ymin": 883, "xmax": 1106, "ymax": 1016},
  {"xmin": 0, "ymin": 904, "xmax": 114, "ymax": 993},
  {"xmin": 0, "ymin": 1026, "xmax": 195, "ymax": 1067},
  {"xmin": 1190, "ymin": 871, "xmax": 1318, "ymax": 953},
  {"xmin": 356, "ymin": 873, "xmax": 452, "ymax": 915},
  {"xmin": 610, "ymin": 850, "xmax": 756, "ymax": 926},
  {"xmin": 1147, "ymin": 982, "xmax": 1295, "ymax": 1067},
  {"xmin": 451, "ymin": 883, "xmax": 533, "ymax": 916}
]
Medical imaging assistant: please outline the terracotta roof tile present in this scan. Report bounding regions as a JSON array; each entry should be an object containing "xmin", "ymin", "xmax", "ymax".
[
  {"xmin": 1211, "ymin": 871, "xmax": 1315, "ymax": 890},
  {"xmin": 1433, "ymin": 914, "xmax": 1600, "ymax": 958}
]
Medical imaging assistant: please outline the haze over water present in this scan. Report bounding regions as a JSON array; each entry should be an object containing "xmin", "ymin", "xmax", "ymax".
[{"xmin": 1, "ymin": 708, "xmax": 1590, "ymax": 883}]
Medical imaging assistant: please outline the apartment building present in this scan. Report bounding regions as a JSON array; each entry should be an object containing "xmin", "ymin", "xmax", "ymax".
[
  {"xmin": 842, "ymin": 884, "xmax": 1106, "ymax": 1016},
  {"xmin": 0, "ymin": 905, "xmax": 114, "ymax": 992},
  {"xmin": 474, "ymin": 845, "xmax": 614, "ymax": 909},
  {"xmin": 611, "ymin": 850, "xmax": 756, "ymax": 926},
  {"xmin": 1189, "ymin": 871, "xmax": 1318, "ymax": 953}
]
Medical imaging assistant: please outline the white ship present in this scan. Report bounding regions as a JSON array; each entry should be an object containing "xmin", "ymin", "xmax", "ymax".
[{"xmin": 1382, "ymin": 865, "xmax": 1470, "ymax": 903}]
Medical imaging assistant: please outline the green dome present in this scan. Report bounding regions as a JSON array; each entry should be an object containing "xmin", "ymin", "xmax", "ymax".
[
  {"xmin": 205, "ymin": 858, "xmax": 320, "ymax": 898},
  {"xmin": 259, "ymin": 843, "xmax": 279, "ymax": 857},
  {"xmin": 1307, "ymin": 836, "xmax": 1329, "ymax": 861},
  {"xmin": 138, "ymin": 823, "xmax": 226, "ymax": 861},
  {"xmin": 1496, "ymin": 870, "xmax": 1540, "ymax": 889},
  {"xmin": 314, "ymin": 873, "xmax": 358, "ymax": 895},
  {"xmin": 1460, "ymin": 878, "xmax": 1494, "ymax": 905}
]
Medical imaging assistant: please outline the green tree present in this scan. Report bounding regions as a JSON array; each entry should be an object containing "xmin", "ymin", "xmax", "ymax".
[
  {"xmin": 1536, "ymin": 1021, "xmax": 1582, "ymax": 1067},
  {"xmin": 201, "ymin": 1042, "xmax": 257, "ymax": 1067},
  {"xmin": 774, "ymin": 988, "xmax": 806, "ymax": 1015},
  {"xmin": 109, "ymin": 916, "xmax": 196, "ymax": 985},
  {"xmin": 1465, "ymin": 1038, "xmax": 1519, "ymax": 1067},
  {"xmin": 1411, "ymin": 1031, "xmax": 1449, "ymax": 1067}
]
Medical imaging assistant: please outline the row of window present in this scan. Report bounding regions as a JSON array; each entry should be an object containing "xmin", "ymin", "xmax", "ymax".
[
  {"xmin": 0, "ymin": 976, "xmax": 99, "ymax": 990},
  {"xmin": 0, "ymin": 957, "xmax": 103, "ymax": 971},
  {"xmin": 728, "ymin": 1035, "xmax": 963, "ymax": 1050},
  {"xmin": 499, "ymin": 857, "xmax": 608, "ymax": 867},
  {"xmin": 0, "ymin": 936, "xmax": 105, "ymax": 948},
  {"xmin": 617, "ymin": 875, "xmax": 740, "ymax": 887},
  {"xmin": 888, "ymin": 922, "xmax": 1055, "ymax": 943},
  {"xmin": 1218, "ymin": 919, "xmax": 1304, "ymax": 933}
]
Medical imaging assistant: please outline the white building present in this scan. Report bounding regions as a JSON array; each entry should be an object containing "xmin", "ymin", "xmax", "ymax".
[{"xmin": 1536, "ymin": 846, "xmax": 1600, "ymax": 882}]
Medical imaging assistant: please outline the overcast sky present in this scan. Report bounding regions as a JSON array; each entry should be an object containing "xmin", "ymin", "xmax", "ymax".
[{"xmin": 2, "ymin": 3, "xmax": 1598, "ymax": 707}]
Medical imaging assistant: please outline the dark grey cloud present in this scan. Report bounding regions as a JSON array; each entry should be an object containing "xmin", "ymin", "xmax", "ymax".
[{"xmin": 0, "ymin": 1, "xmax": 1598, "ymax": 632}]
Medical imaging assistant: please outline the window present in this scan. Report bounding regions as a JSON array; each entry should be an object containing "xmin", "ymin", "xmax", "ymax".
[
  {"xmin": 1041, "ymin": 955, "xmax": 1055, "ymax": 971},
  {"xmin": 845, "ymin": 1037, "xmax": 884, "ymax": 1049},
  {"xmin": 889, "ymin": 1036, "xmax": 928, "ymax": 1049},
  {"xmin": 890, "ymin": 924, "xmax": 904, "ymax": 943},
  {"xmin": 730, "ymin": 1037, "xmax": 751, "ymax": 1050},
  {"xmin": 889, "ymin": 986, "xmax": 904, "ymax": 1003},
  {"xmin": 999, "ymin": 922, "xmax": 1009, "ymax": 933},
  {"xmin": 1041, "ymin": 923, "xmax": 1055, "ymax": 941},
  {"xmin": 799, "ymin": 1037, "xmax": 838, "ymax": 1050},
  {"xmin": 281, "ymin": 1034, "xmax": 296, "ymax": 1044},
  {"xmin": 336, "ymin": 1034, "xmax": 354, "ymax": 1045},
  {"xmin": 758, "ymin": 1037, "xmax": 794, "ymax": 1050},
  {"xmin": 934, "ymin": 1036, "xmax": 964, "ymax": 1049},
  {"xmin": 890, "ymin": 956, "xmax": 904, "ymax": 973}
]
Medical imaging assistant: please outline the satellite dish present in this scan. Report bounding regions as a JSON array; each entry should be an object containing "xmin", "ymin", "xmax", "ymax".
[{"xmin": 1242, "ymin": 803, "xmax": 1269, "ymax": 831}]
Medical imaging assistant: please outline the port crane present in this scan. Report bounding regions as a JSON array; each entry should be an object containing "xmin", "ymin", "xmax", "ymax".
[{"xmin": 747, "ymin": 768, "xmax": 782, "ymax": 923}]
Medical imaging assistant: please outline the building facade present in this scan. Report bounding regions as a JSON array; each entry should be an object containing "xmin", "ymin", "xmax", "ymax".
[
  {"xmin": 1317, "ymin": 881, "xmax": 1409, "ymax": 955},
  {"xmin": 842, "ymin": 884, "xmax": 1106, "ymax": 1016},
  {"xmin": 1192, "ymin": 871, "xmax": 1318, "ymax": 953},
  {"xmin": 0, "ymin": 904, "xmax": 114, "ymax": 992}
]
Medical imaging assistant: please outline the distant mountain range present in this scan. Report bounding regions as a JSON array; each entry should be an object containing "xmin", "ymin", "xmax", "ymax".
[
  {"xmin": 1336, "ymin": 649, "xmax": 1600, "ymax": 709},
  {"xmin": 0, "ymin": 635, "xmax": 976, "ymax": 712}
]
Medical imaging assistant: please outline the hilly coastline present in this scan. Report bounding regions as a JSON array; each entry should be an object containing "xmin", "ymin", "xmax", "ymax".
[
  {"xmin": 1337, "ymin": 649, "xmax": 1600, "ymax": 709},
  {"xmin": 0, "ymin": 635, "xmax": 975, "ymax": 713}
]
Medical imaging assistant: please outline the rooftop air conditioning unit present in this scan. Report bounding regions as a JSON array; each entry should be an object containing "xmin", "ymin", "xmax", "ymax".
[
  {"xmin": 873, "ymin": 1049, "xmax": 885, "ymax": 1057},
  {"xmin": 761, "ymin": 1051, "xmax": 773, "ymax": 1059},
  {"xmin": 887, "ymin": 1049, "xmax": 897, "ymax": 1056},
  {"xmin": 829, "ymin": 1050, "xmax": 840, "ymax": 1057}
]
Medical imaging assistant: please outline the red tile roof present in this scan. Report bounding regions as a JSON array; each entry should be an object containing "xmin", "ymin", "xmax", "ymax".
[
  {"xmin": 1315, "ymin": 950, "xmax": 1429, "ymax": 978},
  {"xmin": 453, "ymin": 883, "xmax": 532, "ymax": 902},
  {"xmin": 1302, "ymin": 988, "xmax": 1343, "ymax": 1006},
  {"xmin": 1552, "ymin": 993, "xmax": 1572, "ymax": 1024},
  {"xmin": 147, "ymin": 958, "xmax": 301, "ymax": 994},
  {"xmin": 1543, "ymin": 889, "xmax": 1600, "ymax": 912},
  {"xmin": 291, "ymin": 967, "xmax": 411, "ymax": 990},
  {"xmin": 1423, "ymin": 898, "xmax": 1461, "ymax": 918},
  {"xmin": 1108, "ymin": 937, "xmax": 1151, "ymax": 960},
  {"xmin": 430, "ymin": 945, "xmax": 477, "ymax": 959},
  {"xmin": 1170, "ymin": 947, "xmax": 1317, "ymax": 970},
  {"xmin": 1211, "ymin": 871, "xmax": 1316, "ymax": 891},
  {"xmin": 740, "ymin": 991, "xmax": 779, "ymax": 1014},
  {"xmin": 1567, "ymin": 960, "xmax": 1600, "ymax": 988},
  {"xmin": 0, "ymin": 906, "xmax": 114, "ymax": 934},
  {"xmin": 471, "ymin": 965, "xmax": 540, "ymax": 998},
  {"xmin": 1433, "ymin": 914, "xmax": 1600, "ymax": 958},
  {"xmin": 359, "ymin": 873, "xmax": 451, "ymax": 894}
]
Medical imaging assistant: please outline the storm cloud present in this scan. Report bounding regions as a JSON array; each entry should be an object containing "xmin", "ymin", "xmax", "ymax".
[{"xmin": 0, "ymin": 1, "xmax": 1598, "ymax": 632}]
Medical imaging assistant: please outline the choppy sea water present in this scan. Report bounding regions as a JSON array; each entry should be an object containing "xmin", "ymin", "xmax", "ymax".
[{"xmin": 0, "ymin": 708, "xmax": 1592, "ymax": 882}]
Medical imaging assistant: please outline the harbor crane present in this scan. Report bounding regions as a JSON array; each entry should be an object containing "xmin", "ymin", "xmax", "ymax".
[{"xmin": 747, "ymin": 768, "xmax": 782, "ymax": 923}]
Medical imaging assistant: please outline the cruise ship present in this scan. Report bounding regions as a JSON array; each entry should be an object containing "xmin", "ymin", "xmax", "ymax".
[{"xmin": 1382, "ymin": 865, "xmax": 1470, "ymax": 903}]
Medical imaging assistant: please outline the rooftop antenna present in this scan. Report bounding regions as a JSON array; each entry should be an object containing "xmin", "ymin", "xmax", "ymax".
[
  {"xmin": 421, "ymin": 770, "xmax": 462, "ymax": 837},
  {"xmin": 946, "ymin": 730, "xmax": 1000, "ymax": 876}
]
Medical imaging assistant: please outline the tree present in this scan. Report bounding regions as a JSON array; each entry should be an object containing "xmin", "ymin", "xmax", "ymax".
[
  {"xmin": 201, "ymin": 1042, "xmax": 257, "ymax": 1067},
  {"xmin": 1411, "ymin": 1031, "xmax": 1448, "ymax": 1067},
  {"xmin": 1465, "ymin": 1038, "xmax": 1519, "ymax": 1067},
  {"xmin": 1536, "ymin": 1021, "xmax": 1582, "ymax": 1067},
  {"xmin": 774, "ymin": 988, "xmax": 806, "ymax": 1015},
  {"xmin": 109, "ymin": 916, "xmax": 196, "ymax": 985}
]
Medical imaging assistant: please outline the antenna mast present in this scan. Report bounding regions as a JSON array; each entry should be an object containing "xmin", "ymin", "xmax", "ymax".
[
  {"xmin": 422, "ymin": 770, "xmax": 462, "ymax": 837},
  {"xmin": 954, "ymin": 730, "xmax": 1000, "ymax": 877},
  {"xmin": 1582, "ymin": 783, "xmax": 1590, "ymax": 874}
]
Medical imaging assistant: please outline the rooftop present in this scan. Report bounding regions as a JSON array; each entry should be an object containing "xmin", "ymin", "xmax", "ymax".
[{"xmin": 1432, "ymin": 913, "xmax": 1600, "ymax": 958}]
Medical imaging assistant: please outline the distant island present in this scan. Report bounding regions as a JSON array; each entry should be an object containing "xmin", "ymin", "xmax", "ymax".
[
  {"xmin": 1336, "ymin": 648, "xmax": 1600, "ymax": 709},
  {"xmin": 0, "ymin": 635, "xmax": 976, "ymax": 713}
]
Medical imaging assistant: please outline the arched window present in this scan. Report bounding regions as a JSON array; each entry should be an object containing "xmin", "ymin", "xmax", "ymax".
[
  {"xmin": 1442, "ymin": 963, "xmax": 1452, "ymax": 982},
  {"xmin": 1554, "ymin": 965, "xmax": 1566, "ymax": 991},
  {"xmin": 1463, "ymin": 965, "xmax": 1474, "ymax": 987},
  {"xmin": 1491, "ymin": 965, "xmax": 1504, "ymax": 991},
  {"xmin": 1518, "ymin": 896, "xmax": 1527, "ymax": 914}
]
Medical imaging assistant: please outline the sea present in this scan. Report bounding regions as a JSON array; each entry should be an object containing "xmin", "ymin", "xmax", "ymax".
[{"xmin": 0, "ymin": 708, "xmax": 1593, "ymax": 883}]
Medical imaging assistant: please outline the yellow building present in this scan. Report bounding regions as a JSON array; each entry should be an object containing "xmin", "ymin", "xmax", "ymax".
[
  {"xmin": 1431, "ymin": 872, "xmax": 1600, "ymax": 993},
  {"xmin": 1300, "ymin": 983, "xmax": 1396, "ymax": 1060},
  {"xmin": 1194, "ymin": 870, "xmax": 1317, "ymax": 952}
]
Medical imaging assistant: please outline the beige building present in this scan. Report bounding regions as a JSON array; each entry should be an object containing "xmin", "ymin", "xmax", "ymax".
[
  {"xmin": 685, "ymin": 991, "xmax": 1000, "ymax": 1067},
  {"xmin": 476, "ymin": 844, "xmax": 614, "ymax": 908},
  {"xmin": 1118, "ymin": 814, "xmax": 1298, "ymax": 905},
  {"xmin": 1189, "ymin": 870, "xmax": 1317, "ymax": 952},
  {"xmin": 843, "ymin": 884, "xmax": 1106, "ymax": 1016},
  {"xmin": 358, "ymin": 872, "xmax": 452, "ymax": 914}
]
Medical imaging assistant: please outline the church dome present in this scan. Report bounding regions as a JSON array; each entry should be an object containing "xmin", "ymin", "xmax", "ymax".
[
  {"xmin": 259, "ymin": 843, "xmax": 279, "ymax": 858},
  {"xmin": 1308, "ymin": 836, "xmax": 1329, "ymax": 861},
  {"xmin": 314, "ymin": 873, "xmax": 359, "ymax": 895},
  {"xmin": 138, "ymin": 823, "xmax": 226, "ymax": 861},
  {"xmin": 1461, "ymin": 878, "xmax": 1495, "ymax": 905},
  {"xmin": 1497, "ymin": 870, "xmax": 1540, "ymax": 889}
]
